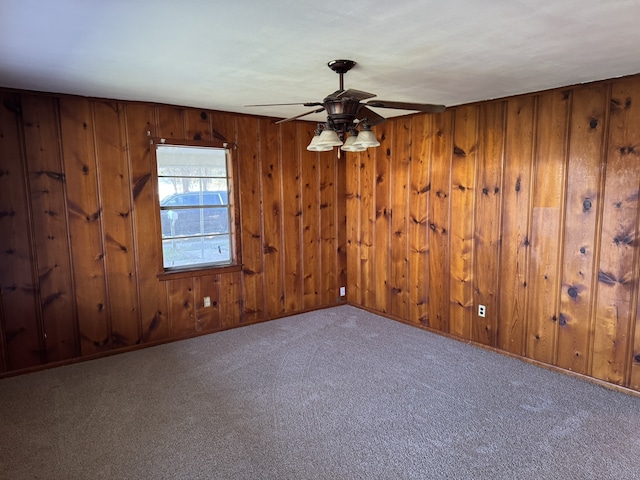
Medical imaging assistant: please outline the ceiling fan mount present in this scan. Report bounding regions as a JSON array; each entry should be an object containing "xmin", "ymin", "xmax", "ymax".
[{"xmin": 246, "ymin": 59, "xmax": 445, "ymax": 151}]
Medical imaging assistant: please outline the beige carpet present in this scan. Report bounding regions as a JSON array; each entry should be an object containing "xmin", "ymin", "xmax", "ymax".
[{"xmin": 1, "ymin": 305, "xmax": 639, "ymax": 479}]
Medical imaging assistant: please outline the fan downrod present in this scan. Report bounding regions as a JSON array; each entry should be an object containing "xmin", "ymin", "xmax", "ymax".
[{"xmin": 328, "ymin": 59, "xmax": 356, "ymax": 91}]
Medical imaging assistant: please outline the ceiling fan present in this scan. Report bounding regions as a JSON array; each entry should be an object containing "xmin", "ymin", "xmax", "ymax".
[{"xmin": 246, "ymin": 60, "xmax": 446, "ymax": 152}]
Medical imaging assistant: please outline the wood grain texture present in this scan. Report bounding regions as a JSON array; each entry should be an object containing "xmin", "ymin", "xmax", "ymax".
[
  {"xmin": 345, "ymin": 144, "xmax": 362, "ymax": 305},
  {"xmin": 300, "ymin": 123, "xmax": 322, "ymax": 309},
  {"xmin": 389, "ymin": 118, "xmax": 411, "ymax": 319},
  {"xmin": 374, "ymin": 123, "xmax": 393, "ymax": 313},
  {"xmin": 94, "ymin": 101, "xmax": 141, "ymax": 347},
  {"xmin": 556, "ymin": 85, "xmax": 608, "ymax": 373},
  {"xmin": 59, "ymin": 97, "xmax": 110, "ymax": 354},
  {"xmin": 359, "ymin": 148, "xmax": 376, "ymax": 310},
  {"xmin": 525, "ymin": 90, "xmax": 570, "ymax": 364},
  {"xmin": 428, "ymin": 111, "xmax": 453, "ymax": 332},
  {"xmin": 473, "ymin": 101, "xmax": 505, "ymax": 346},
  {"xmin": 345, "ymin": 74, "xmax": 640, "ymax": 393},
  {"xmin": 0, "ymin": 92, "xmax": 43, "ymax": 370},
  {"xmin": 498, "ymin": 96, "xmax": 536, "ymax": 355},
  {"xmin": 449, "ymin": 105, "xmax": 477, "ymax": 339},
  {"xmin": 236, "ymin": 115, "xmax": 265, "ymax": 322},
  {"xmin": 22, "ymin": 95, "xmax": 77, "ymax": 363},
  {"xmin": 408, "ymin": 115, "xmax": 431, "ymax": 325},
  {"xmin": 125, "ymin": 103, "xmax": 169, "ymax": 343},
  {"xmin": 320, "ymin": 150, "xmax": 338, "ymax": 305},
  {"xmin": 280, "ymin": 122, "xmax": 303, "ymax": 311},
  {"xmin": 592, "ymin": 79, "xmax": 640, "ymax": 385},
  {"xmin": 194, "ymin": 274, "xmax": 220, "ymax": 331},
  {"xmin": 260, "ymin": 118, "xmax": 285, "ymax": 316},
  {"xmin": 0, "ymin": 89, "xmax": 345, "ymax": 377},
  {"xmin": 167, "ymin": 278, "xmax": 195, "ymax": 336}
]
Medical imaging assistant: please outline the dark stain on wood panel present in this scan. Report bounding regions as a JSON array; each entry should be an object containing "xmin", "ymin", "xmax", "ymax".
[
  {"xmin": 408, "ymin": 115, "xmax": 431, "ymax": 325},
  {"xmin": 125, "ymin": 103, "xmax": 169, "ymax": 342},
  {"xmin": 0, "ymin": 92, "xmax": 43, "ymax": 370},
  {"xmin": 593, "ymin": 79, "xmax": 640, "ymax": 385},
  {"xmin": 236, "ymin": 115, "xmax": 265, "ymax": 322},
  {"xmin": 557, "ymin": 85, "xmax": 608, "ymax": 374},
  {"xmin": 428, "ymin": 111, "xmax": 453, "ymax": 332},
  {"xmin": 22, "ymin": 95, "xmax": 78, "ymax": 363},
  {"xmin": 449, "ymin": 105, "xmax": 478, "ymax": 339},
  {"xmin": 473, "ymin": 101, "xmax": 506, "ymax": 346},
  {"xmin": 94, "ymin": 100, "xmax": 141, "ymax": 347},
  {"xmin": 498, "ymin": 96, "xmax": 536, "ymax": 355},
  {"xmin": 58, "ymin": 96, "xmax": 110, "ymax": 355}
]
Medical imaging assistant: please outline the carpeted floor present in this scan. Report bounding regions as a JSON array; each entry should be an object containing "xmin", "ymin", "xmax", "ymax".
[{"xmin": 1, "ymin": 305, "xmax": 639, "ymax": 479}]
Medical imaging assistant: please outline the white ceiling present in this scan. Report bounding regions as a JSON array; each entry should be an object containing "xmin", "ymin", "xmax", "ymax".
[{"xmin": 2, "ymin": 0, "xmax": 640, "ymax": 123}]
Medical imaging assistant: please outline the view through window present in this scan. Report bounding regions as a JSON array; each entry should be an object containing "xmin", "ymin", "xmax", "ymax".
[{"xmin": 156, "ymin": 144, "xmax": 234, "ymax": 270}]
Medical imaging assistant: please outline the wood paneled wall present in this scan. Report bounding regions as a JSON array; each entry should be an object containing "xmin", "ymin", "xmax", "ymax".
[
  {"xmin": 0, "ymin": 90, "xmax": 345, "ymax": 374},
  {"xmin": 346, "ymin": 74, "xmax": 640, "ymax": 392}
]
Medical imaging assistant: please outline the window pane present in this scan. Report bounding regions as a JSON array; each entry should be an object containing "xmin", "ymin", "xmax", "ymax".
[
  {"xmin": 158, "ymin": 178, "xmax": 228, "ymax": 204},
  {"xmin": 162, "ymin": 235, "xmax": 231, "ymax": 269},
  {"xmin": 157, "ymin": 145, "xmax": 227, "ymax": 177},
  {"xmin": 160, "ymin": 207, "xmax": 229, "ymax": 237}
]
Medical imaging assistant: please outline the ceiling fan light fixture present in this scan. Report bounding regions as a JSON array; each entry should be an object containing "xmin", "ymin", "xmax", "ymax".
[
  {"xmin": 307, "ymin": 128, "xmax": 334, "ymax": 151},
  {"xmin": 316, "ymin": 125, "xmax": 343, "ymax": 147},
  {"xmin": 341, "ymin": 129, "xmax": 367, "ymax": 152},
  {"xmin": 353, "ymin": 124, "xmax": 380, "ymax": 148}
]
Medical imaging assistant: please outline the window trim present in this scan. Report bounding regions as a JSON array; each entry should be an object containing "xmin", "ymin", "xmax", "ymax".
[{"xmin": 150, "ymin": 137, "xmax": 242, "ymax": 279}]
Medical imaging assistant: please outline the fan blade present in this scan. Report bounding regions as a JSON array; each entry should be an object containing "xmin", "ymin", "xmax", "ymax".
[
  {"xmin": 336, "ymin": 88, "xmax": 377, "ymax": 101},
  {"xmin": 356, "ymin": 106, "xmax": 386, "ymax": 126},
  {"xmin": 365, "ymin": 100, "xmax": 446, "ymax": 113},
  {"xmin": 274, "ymin": 107, "xmax": 326, "ymax": 124},
  {"xmin": 245, "ymin": 102, "xmax": 321, "ymax": 107}
]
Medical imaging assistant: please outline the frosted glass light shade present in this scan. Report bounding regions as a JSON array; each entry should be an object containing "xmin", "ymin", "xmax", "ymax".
[
  {"xmin": 317, "ymin": 128, "xmax": 343, "ymax": 147},
  {"xmin": 340, "ymin": 134, "xmax": 367, "ymax": 152},
  {"xmin": 353, "ymin": 129, "xmax": 380, "ymax": 148},
  {"xmin": 307, "ymin": 133, "xmax": 333, "ymax": 151}
]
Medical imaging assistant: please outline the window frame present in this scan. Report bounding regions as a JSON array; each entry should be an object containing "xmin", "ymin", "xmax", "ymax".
[{"xmin": 150, "ymin": 137, "xmax": 242, "ymax": 280}]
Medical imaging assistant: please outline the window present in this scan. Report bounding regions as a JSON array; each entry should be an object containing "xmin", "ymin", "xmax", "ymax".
[{"xmin": 153, "ymin": 140, "xmax": 239, "ymax": 273}]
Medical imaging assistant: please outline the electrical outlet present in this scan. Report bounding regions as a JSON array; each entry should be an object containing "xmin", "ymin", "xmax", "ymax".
[
  {"xmin": 204, "ymin": 296, "xmax": 211, "ymax": 308},
  {"xmin": 478, "ymin": 305, "xmax": 486, "ymax": 318},
  {"xmin": 340, "ymin": 286, "xmax": 346, "ymax": 297}
]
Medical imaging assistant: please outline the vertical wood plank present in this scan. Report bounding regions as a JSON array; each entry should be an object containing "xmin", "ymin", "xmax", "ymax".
[
  {"xmin": 194, "ymin": 274, "xmax": 220, "ymax": 332},
  {"xmin": 280, "ymin": 122, "xmax": 303, "ymax": 311},
  {"xmin": 94, "ymin": 100, "xmax": 141, "ymax": 347},
  {"xmin": 167, "ymin": 278, "xmax": 195, "ymax": 336},
  {"xmin": 592, "ymin": 79, "xmax": 640, "ymax": 385},
  {"xmin": 184, "ymin": 108, "xmax": 212, "ymax": 142},
  {"xmin": 449, "ymin": 105, "xmax": 478, "ymax": 339},
  {"xmin": 336, "ymin": 143, "xmax": 348, "ymax": 303},
  {"xmin": 259, "ymin": 118, "xmax": 285, "ymax": 316},
  {"xmin": 320, "ymin": 149, "xmax": 338, "ymax": 305},
  {"xmin": 498, "ymin": 96, "xmax": 536, "ymax": 355},
  {"xmin": 237, "ymin": 115, "xmax": 265, "ymax": 322},
  {"xmin": 0, "ymin": 92, "xmax": 43, "ymax": 370},
  {"xmin": 59, "ymin": 97, "xmax": 110, "ymax": 354},
  {"xmin": 556, "ymin": 85, "xmax": 608, "ymax": 373},
  {"xmin": 408, "ymin": 114, "xmax": 431, "ymax": 325},
  {"xmin": 526, "ymin": 90, "xmax": 570, "ymax": 364},
  {"xmin": 374, "ymin": 122, "xmax": 393, "ymax": 313},
  {"xmin": 125, "ymin": 103, "xmax": 169, "ymax": 342},
  {"xmin": 219, "ymin": 271, "xmax": 242, "ymax": 327},
  {"xmin": 157, "ymin": 106, "xmax": 185, "ymax": 140},
  {"xmin": 428, "ymin": 110, "xmax": 453, "ymax": 332},
  {"xmin": 22, "ymin": 95, "xmax": 77, "ymax": 363},
  {"xmin": 360, "ymin": 148, "xmax": 376, "ymax": 309},
  {"xmin": 473, "ymin": 102, "xmax": 506, "ymax": 346},
  {"xmin": 300, "ymin": 123, "xmax": 322, "ymax": 309},
  {"xmin": 389, "ymin": 117, "xmax": 411, "ymax": 318},
  {"xmin": 345, "ymin": 141, "xmax": 362, "ymax": 305}
]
